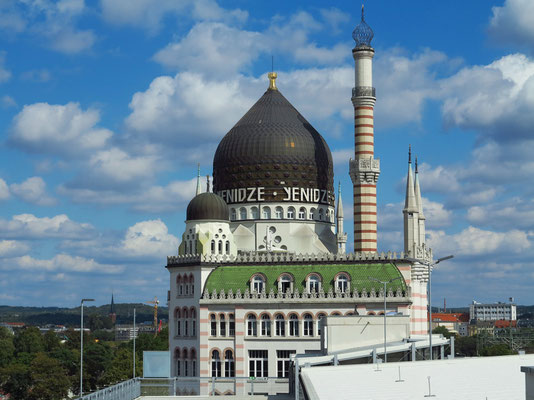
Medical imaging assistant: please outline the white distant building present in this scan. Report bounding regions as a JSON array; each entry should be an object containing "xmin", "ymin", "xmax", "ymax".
[{"xmin": 470, "ymin": 300, "xmax": 517, "ymax": 321}]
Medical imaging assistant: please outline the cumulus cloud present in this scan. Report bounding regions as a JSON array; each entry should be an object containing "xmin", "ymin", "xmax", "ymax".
[
  {"xmin": 467, "ymin": 198, "xmax": 534, "ymax": 230},
  {"xmin": 10, "ymin": 177, "xmax": 56, "ymax": 206},
  {"xmin": 0, "ymin": 254, "xmax": 123, "ymax": 274},
  {"xmin": 9, "ymin": 102, "xmax": 112, "ymax": 157},
  {"xmin": 120, "ymin": 220, "xmax": 179, "ymax": 258},
  {"xmin": 427, "ymin": 226, "xmax": 531, "ymax": 256},
  {"xmin": 378, "ymin": 198, "xmax": 451, "ymax": 232},
  {"xmin": 100, "ymin": 0, "xmax": 247, "ymax": 32},
  {"xmin": 488, "ymin": 0, "xmax": 534, "ymax": 48},
  {"xmin": 0, "ymin": 214, "xmax": 94, "ymax": 240},
  {"xmin": 0, "ymin": 240, "xmax": 30, "ymax": 258}
]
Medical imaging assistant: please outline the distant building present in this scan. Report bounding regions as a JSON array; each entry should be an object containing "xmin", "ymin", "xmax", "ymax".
[
  {"xmin": 470, "ymin": 301, "xmax": 516, "ymax": 322},
  {"xmin": 115, "ymin": 324, "xmax": 155, "ymax": 341},
  {"xmin": 431, "ymin": 312, "xmax": 469, "ymax": 336}
]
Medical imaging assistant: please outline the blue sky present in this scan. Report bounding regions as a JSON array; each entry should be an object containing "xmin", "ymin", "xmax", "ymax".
[{"xmin": 1, "ymin": 0, "xmax": 534, "ymax": 308}]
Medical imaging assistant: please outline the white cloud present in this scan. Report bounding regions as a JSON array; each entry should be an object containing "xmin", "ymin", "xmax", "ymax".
[
  {"xmin": 0, "ymin": 240, "xmax": 29, "ymax": 258},
  {"xmin": 319, "ymin": 8, "xmax": 350, "ymax": 34},
  {"xmin": 378, "ymin": 198, "xmax": 451, "ymax": 232},
  {"xmin": 427, "ymin": 226, "xmax": 531, "ymax": 256},
  {"xmin": 488, "ymin": 0, "xmax": 534, "ymax": 47},
  {"xmin": 0, "ymin": 178, "xmax": 9, "ymax": 200},
  {"xmin": 467, "ymin": 198, "xmax": 534, "ymax": 230},
  {"xmin": 0, "ymin": 214, "xmax": 94, "ymax": 240},
  {"xmin": 0, "ymin": 51, "xmax": 11, "ymax": 83},
  {"xmin": 10, "ymin": 102, "xmax": 112, "ymax": 157},
  {"xmin": 10, "ymin": 177, "xmax": 56, "ymax": 206},
  {"xmin": 0, "ymin": 254, "xmax": 123, "ymax": 274},
  {"xmin": 120, "ymin": 220, "xmax": 179, "ymax": 258},
  {"xmin": 100, "ymin": 0, "xmax": 247, "ymax": 32}
]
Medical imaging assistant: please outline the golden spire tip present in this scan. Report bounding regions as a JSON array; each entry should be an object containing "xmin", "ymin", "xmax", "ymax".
[{"xmin": 268, "ymin": 71, "xmax": 278, "ymax": 90}]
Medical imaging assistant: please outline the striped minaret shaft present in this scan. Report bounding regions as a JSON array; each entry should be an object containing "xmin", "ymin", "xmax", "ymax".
[{"xmin": 349, "ymin": 8, "xmax": 380, "ymax": 253}]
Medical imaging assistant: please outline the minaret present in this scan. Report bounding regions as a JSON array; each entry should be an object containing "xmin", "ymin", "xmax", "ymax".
[
  {"xmin": 349, "ymin": 6, "xmax": 380, "ymax": 252},
  {"xmin": 403, "ymin": 146, "xmax": 419, "ymax": 256},
  {"xmin": 414, "ymin": 157, "xmax": 426, "ymax": 247},
  {"xmin": 336, "ymin": 182, "xmax": 347, "ymax": 254},
  {"xmin": 195, "ymin": 164, "xmax": 201, "ymax": 196}
]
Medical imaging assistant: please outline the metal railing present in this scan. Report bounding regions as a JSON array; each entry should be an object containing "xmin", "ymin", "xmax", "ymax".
[
  {"xmin": 80, "ymin": 378, "xmax": 140, "ymax": 400},
  {"xmin": 352, "ymin": 86, "xmax": 376, "ymax": 98}
]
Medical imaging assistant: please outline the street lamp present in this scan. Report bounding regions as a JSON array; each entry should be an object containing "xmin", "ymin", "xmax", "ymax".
[
  {"xmin": 368, "ymin": 276, "xmax": 402, "ymax": 363},
  {"xmin": 80, "ymin": 298, "xmax": 94, "ymax": 397},
  {"xmin": 407, "ymin": 255, "xmax": 454, "ymax": 360}
]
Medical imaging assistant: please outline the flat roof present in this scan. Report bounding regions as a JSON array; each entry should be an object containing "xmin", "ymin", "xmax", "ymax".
[{"xmin": 301, "ymin": 354, "xmax": 534, "ymax": 400}]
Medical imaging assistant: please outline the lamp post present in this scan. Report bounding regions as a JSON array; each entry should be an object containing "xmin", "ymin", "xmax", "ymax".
[
  {"xmin": 80, "ymin": 298, "xmax": 94, "ymax": 397},
  {"xmin": 407, "ymin": 255, "xmax": 453, "ymax": 360},
  {"xmin": 368, "ymin": 276, "xmax": 401, "ymax": 363}
]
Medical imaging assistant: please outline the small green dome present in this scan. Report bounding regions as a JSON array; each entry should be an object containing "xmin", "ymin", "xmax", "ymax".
[{"xmin": 186, "ymin": 192, "xmax": 229, "ymax": 221}]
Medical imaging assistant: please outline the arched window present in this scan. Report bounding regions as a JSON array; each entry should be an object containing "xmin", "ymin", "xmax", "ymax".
[
  {"xmin": 275, "ymin": 206, "xmax": 283, "ymax": 219},
  {"xmin": 318, "ymin": 208, "xmax": 324, "ymax": 220},
  {"xmin": 317, "ymin": 312, "xmax": 326, "ymax": 336},
  {"xmin": 262, "ymin": 206, "xmax": 271, "ymax": 219},
  {"xmin": 278, "ymin": 274, "xmax": 292, "ymax": 293},
  {"xmin": 307, "ymin": 274, "xmax": 321, "ymax": 293},
  {"xmin": 182, "ymin": 349, "xmax": 189, "ymax": 377},
  {"xmin": 210, "ymin": 314, "xmax": 217, "ymax": 337},
  {"xmin": 251, "ymin": 275, "xmax": 265, "ymax": 293},
  {"xmin": 224, "ymin": 350, "xmax": 235, "ymax": 377},
  {"xmin": 183, "ymin": 309, "xmax": 189, "ymax": 336},
  {"xmin": 211, "ymin": 240, "xmax": 215, "ymax": 253},
  {"xmin": 177, "ymin": 275, "xmax": 183, "ymax": 296},
  {"xmin": 184, "ymin": 241, "xmax": 188, "ymax": 254},
  {"xmin": 175, "ymin": 309, "xmax": 181, "ymax": 336},
  {"xmin": 190, "ymin": 349, "xmax": 197, "ymax": 377},
  {"xmin": 239, "ymin": 207, "xmax": 247, "ymax": 220},
  {"xmin": 175, "ymin": 348, "xmax": 181, "ymax": 376},
  {"xmin": 225, "ymin": 241, "xmax": 230, "ymax": 255},
  {"xmin": 190, "ymin": 307, "xmax": 196, "ymax": 337},
  {"xmin": 185, "ymin": 278, "xmax": 189, "ymax": 295},
  {"xmin": 189, "ymin": 274, "xmax": 194, "ymax": 295},
  {"xmin": 247, "ymin": 314, "xmax": 257, "ymax": 336},
  {"xmin": 211, "ymin": 350, "xmax": 221, "ymax": 377},
  {"xmin": 303, "ymin": 314, "xmax": 314, "ymax": 336},
  {"xmin": 275, "ymin": 314, "xmax": 285, "ymax": 336},
  {"xmin": 231, "ymin": 208, "xmax": 236, "ymax": 220},
  {"xmin": 298, "ymin": 207, "xmax": 306, "ymax": 219},
  {"xmin": 289, "ymin": 314, "xmax": 299, "ymax": 336},
  {"xmin": 261, "ymin": 314, "xmax": 271, "ymax": 336},
  {"xmin": 218, "ymin": 240, "xmax": 223, "ymax": 254},
  {"xmin": 220, "ymin": 314, "xmax": 226, "ymax": 337},
  {"xmin": 287, "ymin": 206, "xmax": 295, "ymax": 219},
  {"xmin": 229, "ymin": 313, "xmax": 235, "ymax": 336},
  {"xmin": 367, "ymin": 311, "xmax": 376, "ymax": 316},
  {"xmin": 309, "ymin": 208, "xmax": 316, "ymax": 220},
  {"xmin": 335, "ymin": 273, "xmax": 350, "ymax": 293},
  {"xmin": 251, "ymin": 206, "xmax": 259, "ymax": 219}
]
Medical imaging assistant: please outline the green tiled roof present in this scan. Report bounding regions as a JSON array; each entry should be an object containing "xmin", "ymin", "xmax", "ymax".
[{"xmin": 204, "ymin": 263, "xmax": 406, "ymax": 293}]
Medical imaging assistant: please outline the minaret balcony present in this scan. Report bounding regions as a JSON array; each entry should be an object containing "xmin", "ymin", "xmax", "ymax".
[{"xmin": 352, "ymin": 86, "xmax": 376, "ymax": 98}]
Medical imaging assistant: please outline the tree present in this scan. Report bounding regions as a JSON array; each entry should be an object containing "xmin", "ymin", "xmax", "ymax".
[
  {"xmin": 0, "ymin": 363, "xmax": 31, "ymax": 400},
  {"xmin": 13, "ymin": 326, "xmax": 44, "ymax": 355},
  {"xmin": 83, "ymin": 341, "xmax": 113, "ymax": 389},
  {"xmin": 28, "ymin": 353, "xmax": 70, "ymax": 400},
  {"xmin": 43, "ymin": 330, "xmax": 61, "ymax": 352},
  {"xmin": 480, "ymin": 344, "xmax": 514, "ymax": 357},
  {"xmin": 0, "ymin": 328, "xmax": 14, "ymax": 368},
  {"xmin": 432, "ymin": 325, "xmax": 455, "ymax": 339},
  {"xmin": 455, "ymin": 335, "xmax": 477, "ymax": 357},
  {"xmin": 101, "ymin": 347, "xmax": 141, "ymax": 384}
]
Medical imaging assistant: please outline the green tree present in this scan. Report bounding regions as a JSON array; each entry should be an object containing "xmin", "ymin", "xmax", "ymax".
[
  {"xmin": 43, "ymin": 330, "xmax": 61, "ymax": 352},
  {"xmin": 13, "ymin": 326, "xmax": 44, "ymax": 354},
  {"xmin": 0, "ymin": 328, "xmax": 14, "ymax": 368},
  {"xmin": 455, "ymin": 335, "xmax": 477, "ymax": 357},
  {"xmin": 432, "ymin": 325, "xmax": 455, "ymax": 339},
  {"xmin": 84, "ymin": 341, "xmax": 112, "ymax": 389},
  {"xmin": 101, "ymin": 347, "xmax": 141, "ymax": 384},
  {"xmin": 28, "ymin": 353, "xmax": 70, "ymax": 400},
  {"xmin": 480, "ymin": 344, "xmax": 514, "ymax": 357},
  {"xmin": 0, "ymin": 363, "xmax": 31, "ymax": 400}
]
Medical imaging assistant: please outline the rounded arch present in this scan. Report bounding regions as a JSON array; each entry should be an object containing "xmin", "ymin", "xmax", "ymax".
[
  {"xmin": 273, "ymin": 311, "xmax": 286, "ymax": 319},
  {"xmin": 333, "ymin": 271, "xmax": 352, "ymax": 281},
  {"xmin": 174, "ymin": 308, "xmax": 181, "ymax": 318},
  {"xmin": 305, "ymin": 272, "xmax": 323, "ymax": 281},
  {"xmin": 182, "ymin": 348, "xmax": 188, "ymax": 359},
  {"xmin": 210, "ymin": 313, "xmax": 217, "ymax": 320},
  {"xmin": 277, "ymin": 272, "xmax": 295, "ymax": 282},
  {"xmin": 249, "ymin": 272, "xmax": 267, "ymax": 283},
  {"xmin": 245, "ymin": 311, "xmax": 259, "ymax": 319},
  {"xmin": 262, "ymin": 206, "xmax": 271, "ymax": 219},
  {"xmin": 330, "ymin": 311, "xmax": 342, "ymax": 316},
  {"xmin": 345, "ymin": 311, "xmax": 355, "ymax": 316},
  {"xmin": 302, "ymin": 312, "xmax": 314, "ymax": 319},
  {"xmin": 190, "ymin": 348, "xmax": 197, "ymax": 359},
  {"xmin": 190, "ymin": 307, "xmax": 196, "ymax": 318},
  {"xmin": 222, "ymin": 347, "xmax": 234, "ymax": 358},
  {"xmin": 315, "ymin": 311, "xmax": 328, "ymax": 319},
  {"xmin": 377, "ymin": 311, "xmax": 385, "ymax": 316},
  {"xmin": 288, "ymin": 312, "xmax": 301, "ymax": 320},
  {"xmin": 174, "ymin": 347, "xmax": 181, "ymax": 358},
  {"xmin": 367, "ymin": 311, "xmax": 376, "ymax": 316},
  {"xmin": 259, "ymin": 311, "xmax": 272, "ymax": 319},
  {"xmin": 210, "ymin": 347, "xmax": 222, "ymax": 357},
  {"xmin": 218, "ymin": 312, "xmax": 226, "ymax": 319}
]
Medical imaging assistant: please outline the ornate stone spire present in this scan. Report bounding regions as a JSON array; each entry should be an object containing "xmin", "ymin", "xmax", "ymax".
[
  {"xmin": 196, "ymin": 163, "xmax": 201, "ymax": 196},
  {"xmin": 414, "ymin": 157, "xmax": 425, "ymax": 219},
  {"xmin": 404, "ymin": 145, "xmax": 417, "ymax": 213}
]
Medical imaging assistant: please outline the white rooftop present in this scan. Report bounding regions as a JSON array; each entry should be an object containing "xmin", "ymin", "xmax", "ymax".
[{"xmin": 301, "ymin": 354, "xmax": 534, "ymax": 400}]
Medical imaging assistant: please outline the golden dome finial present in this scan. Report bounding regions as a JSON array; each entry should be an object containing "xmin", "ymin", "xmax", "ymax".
[{"xmin": 268, "ymin": 71, "xmax": 277, "ymax": 90}]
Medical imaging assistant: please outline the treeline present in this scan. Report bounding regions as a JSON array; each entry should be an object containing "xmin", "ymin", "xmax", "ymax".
[
  {"xmin": 0, "ymin": 303, "xmax": 168, "ymax": 326},
  {"xmin": 0, "ymin": 325, "xmax": 168, "ymax": 400}
]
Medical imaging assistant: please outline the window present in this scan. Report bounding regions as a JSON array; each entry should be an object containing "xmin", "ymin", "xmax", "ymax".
[
  {"xmin": 336, "ymin": 274, "xmax": 350, "ymax": 293},
  {"xmin": 211, "ymin": 350, "xmax": 221, "ymax": 377},
  {"xmin": 210, "ymin": 314, "xmax": 217, "ymax": 336},
  {"xmin": 303, "ymin": 314, "xmax": 314, "ymax": 336},
  {"xmin": 224, "ymin": 350, "xmax": 235, "ymax": 377},
  {"xmin": 225, "ymin": 241, "xmax": 230, "ymax": 255},
  {"xmin": 251, "ymin": 206, "xmax": 259, "ymax": 219},
  {"xmin": 190, "ymin": 275, "xmax": 194, "ymax": 295},
  {"xmin": 239, "ymin": 207, "xmax": 247, "ymax": 220},
  {"xmin": 175, "ymin": 309, "xmax": 181, "ymax": 336},
  {"xmin": 218, "ymin": 240, "xmax": 223, "ymax": 254},
  {"xmin": 279, "ymin": 274, "xmax": 292, "ymax": 293},
  {"xmin": 183, "ymin": 349, "xmax": 189, "ymax": 376},
  {"xmin": 191, "ymin": 308, "xmax": 197, "ymax": 337},
  {"xmin": 275, "ymin": 314, "xmax": 285, "ymax": 336},
  {"xmin": 220, "ymin": 314, "xmax": 226, "ymax": 337},
  {"xmin": 262, "ymin": 206, "xmax": 271, "ymax": 219},
  {"xmin": 277, "ymin": 350, "xmax": 296, "ymax": 378},
  {"xmin": 289, "ymin": 314, "xmax": 299, "ymax": 336},
  {"xmin": 287, "ymin": 206, "xmax": 295, "ymax": 219},
  {"xmin": 211, "ymin": 240, "xmax": 215, "ymax": 253},
  {"xmin": 175, "ymin": 349, "xmax": 181, "ymax": 376},
  {"xmin": 251, "ymin": 275, "xmax": 265, "ymax": 293},
  {"xmin": 231, "ymin": 208, "xmax": 236, "ymax": 220},
  {"xmin": 247, "ymin": 314, "xmax": 258, "ymax": 336},
  {"xmin": 275, "ymin": 207, "xmax": 283, "ymax": 219},
  {"xmin": 298, "ymin": 207, "xmax": 306, "ymax": 219},
  {"xmin": 309, "ymin": 208, "xmax": 316, "ymax": 220},
  {"xmin": 261, "ymin": 314, "xmax": 271, "ymax": 336},
  {"xmin": 184, "ymin": 241, "xmax": 188, "ymax": 254},
  {"xmin": 317, "ymin": 313, "xmax": 326, "ymax": 336},
  {"xmin": 249, "ymin": 350, "xmax": 268, "ymax": 378},
  {"xmin": 318, "ymin": 209, "xmax": 324, "ymax": 220},
  {"xmin": 183, "ymin": 309, "xmax": 189, "ymax": 336},
  {"xmin": 191, "ymin": 349, "xmax": 197, "ymax": 377},
  {"xmin": 229, "ymin": 314, "xmax": 235, "ymax": 336},
  {"xmin": 307, "ymin": 274, "xmax": 321, "ymax": 293}
]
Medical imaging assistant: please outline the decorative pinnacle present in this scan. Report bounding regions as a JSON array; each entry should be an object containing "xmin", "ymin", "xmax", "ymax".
[
  {"xmin": 408, "ymin": 145, "xmax": 412, "ymax": 164},
  {"xmin": 268, "ymin": 72, "xmax": 278, "ymax": 90},
  {"xmin": 196, "ymin": 163, "xmax": 201, "ymax": 195},
  {"xmin": 362, "ymin": 4, "xmax": 364, "ymax": 21},
  {"xmin": 206, "ymin": 175, "xmax": 210, "ymax": 193},
  {"xmin": 415, "ymin": 156, "xmax": 418, "ymax": 173},
  {"xmin": 352, "ymin": 4, "xmax": 374, "ymax": 47}
]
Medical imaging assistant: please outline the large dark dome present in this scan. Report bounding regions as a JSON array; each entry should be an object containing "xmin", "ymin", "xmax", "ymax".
[
  {"xmin": 213, "ymin": 86, "xmax": 334, "ymax": 206},
  {"xmin": 186, "ymin": 193, "xmax": 229, "ymax": 221}
]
